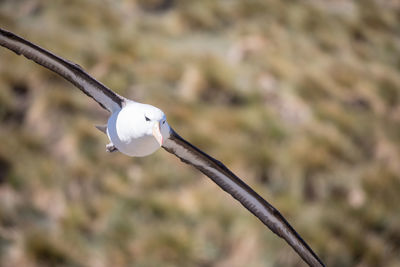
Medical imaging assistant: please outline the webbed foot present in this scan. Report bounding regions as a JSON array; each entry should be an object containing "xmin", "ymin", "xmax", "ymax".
[{"xmin": 106, "ymin": 143, "xmax": 118, "ymax": 153}]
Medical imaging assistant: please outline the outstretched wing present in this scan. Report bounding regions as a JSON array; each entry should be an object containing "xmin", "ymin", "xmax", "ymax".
[
  {"xmin": 163, "ymin": 129, "xmax": 325, "ymax": 267},
  {"xmin": 0, "ymin": 28, "xmax": 125, "ymax": 113}
]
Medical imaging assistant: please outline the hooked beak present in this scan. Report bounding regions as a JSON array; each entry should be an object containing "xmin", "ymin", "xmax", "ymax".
[{"xmin": 152, "ymin": 121, "xmax": 163, "ymax": 146}]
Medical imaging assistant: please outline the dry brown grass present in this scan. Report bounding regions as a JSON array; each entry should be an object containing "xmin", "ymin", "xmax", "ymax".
[{"xmin": 1, "ymin": 0, "xmax": 400, "ymax": 266}]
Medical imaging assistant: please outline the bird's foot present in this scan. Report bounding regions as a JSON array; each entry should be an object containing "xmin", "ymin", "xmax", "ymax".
[{"xmin": 106, "ymin": 143, "xmax": 118, "ymax": 153}]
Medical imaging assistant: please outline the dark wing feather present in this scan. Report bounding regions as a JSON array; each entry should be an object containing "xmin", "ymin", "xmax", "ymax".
[
  {"xmin": 0, "ymin": 28, "xmax": 124, "ymax": 112},
  {"xmin": 163, "ymin": 129, "xmax": 325, "ymax": 267}
]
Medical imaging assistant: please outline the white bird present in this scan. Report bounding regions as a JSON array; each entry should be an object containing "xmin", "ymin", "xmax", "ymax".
[{"xmin": 0, "ymin": 28, "xmax": 325, "ymax": 267}]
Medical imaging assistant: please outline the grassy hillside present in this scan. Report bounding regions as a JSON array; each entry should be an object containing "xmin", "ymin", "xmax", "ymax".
[{"xmin": 1, "ymin": 0, "xmax": 400, "ymax": 266}]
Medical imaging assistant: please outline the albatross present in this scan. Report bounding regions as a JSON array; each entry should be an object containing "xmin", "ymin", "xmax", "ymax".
[{"xmin": 0, "ymin": 28, "xmax": 325, "ymax": 267}]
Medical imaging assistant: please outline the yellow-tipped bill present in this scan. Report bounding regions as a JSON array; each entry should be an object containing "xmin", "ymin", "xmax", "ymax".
[{"xmin": 152, "ymin": 122, "xmax": 163, "ymax": 146}]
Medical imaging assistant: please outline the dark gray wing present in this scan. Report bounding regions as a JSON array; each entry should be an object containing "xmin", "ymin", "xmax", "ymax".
[
  {"xmin": 163, "ymin": 129, "xmax": 325, "ymax": 267},
  {"xmin": 0, "ymin": 28, "xmax": 124, "ymax": 113}
]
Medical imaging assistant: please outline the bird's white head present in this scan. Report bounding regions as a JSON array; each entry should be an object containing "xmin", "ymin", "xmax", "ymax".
[{"xmin": 141, "ymin": 104, "xmax": 170, "ymax": 146}]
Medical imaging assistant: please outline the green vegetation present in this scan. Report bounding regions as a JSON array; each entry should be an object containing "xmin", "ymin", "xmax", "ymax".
[{"xmin": 1, "ymin": 0, "xmax": 400, "ymax": 266}]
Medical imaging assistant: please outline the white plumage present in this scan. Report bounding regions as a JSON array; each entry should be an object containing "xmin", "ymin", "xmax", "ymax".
[{"xmin": 107, "ymin": 101, "xmax": 170, "ymax": 157}]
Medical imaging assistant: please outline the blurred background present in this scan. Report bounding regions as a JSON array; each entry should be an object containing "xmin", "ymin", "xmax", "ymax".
[{"xmin": 1, "ymin": 0, "xmax": 400, "ymax": 266}]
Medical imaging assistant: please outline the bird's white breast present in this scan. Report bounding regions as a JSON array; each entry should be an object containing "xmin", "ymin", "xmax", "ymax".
[{"xmin": 107, "ymin": 104, "xmax": 160, "ymax": 157}]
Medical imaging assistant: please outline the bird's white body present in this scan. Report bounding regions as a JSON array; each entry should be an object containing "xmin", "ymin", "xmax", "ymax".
[{"xmin": 107, "ymin": 100, "xmax": 171, "ymax": 157}]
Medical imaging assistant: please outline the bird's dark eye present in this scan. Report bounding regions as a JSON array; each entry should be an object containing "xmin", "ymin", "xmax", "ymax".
[
  {"xmin": 145, "ymin": 116, "xmax": 150, "ymax": 121},
  {"xmin": 162, "ymin": 121, "xmax": 166, "ymax": 125}
]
